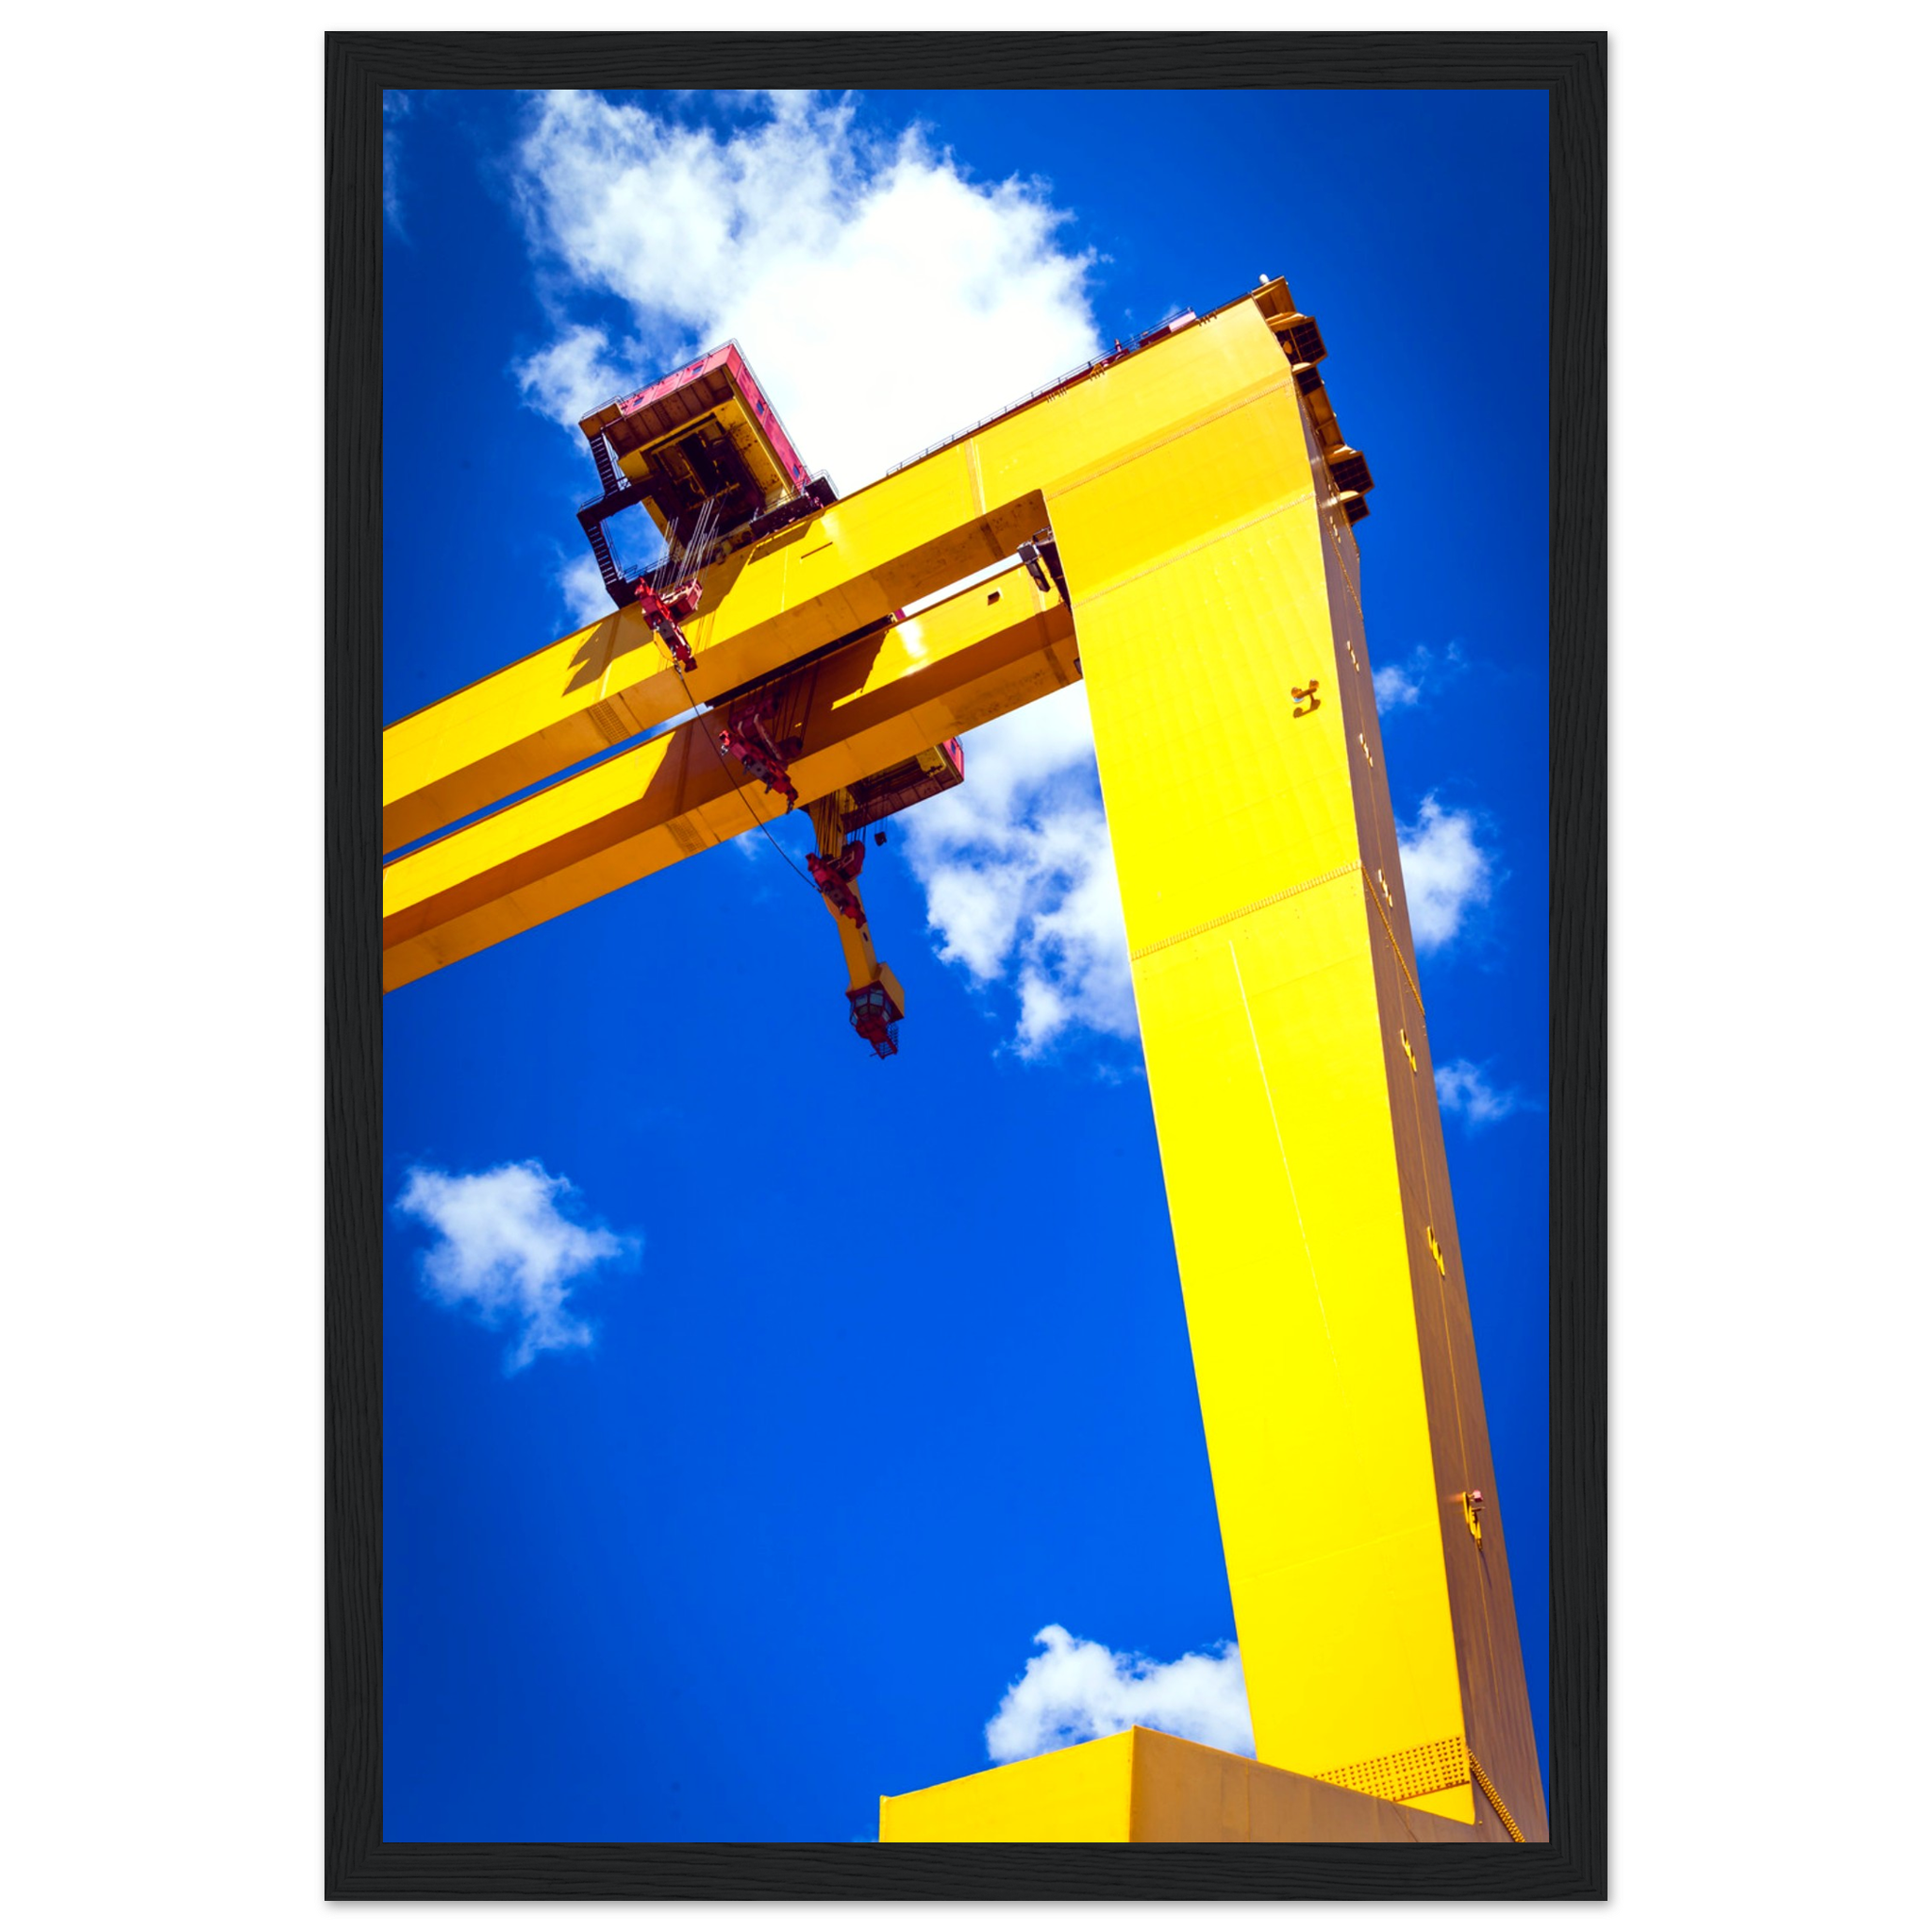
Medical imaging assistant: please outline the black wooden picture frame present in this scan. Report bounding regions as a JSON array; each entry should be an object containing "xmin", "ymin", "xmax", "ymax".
[{"xmin": 325, "ymin": 29, "xmax": 1606, "ymax": 1901}]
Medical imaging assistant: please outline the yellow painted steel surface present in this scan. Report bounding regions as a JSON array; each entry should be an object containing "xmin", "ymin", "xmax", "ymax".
[
  {"xmin": 1053, "ymin": 307, "xmax": 1459, "ymax": 1776},
  {"xmin": 384, "ymin": 293, "xmax": 1301, "ymax": 854},
  {"xmin": 381, "ymin": 486, "xmax": 1047, "ymax": 853},
  {"xmin": 880, "ymin": 1731, "xmax": 1137, "ymax": 1844},
  {"xmin": 1041, "ymin": 296, "xmax": 1541, "ymax": 1834},
  {"xmin": 379, "ymin": 287, "xmax": 1547, "ymax": 1840},
  {"xmin": 878, "ymin": 1727, "xmax": 1491, "ymax": 1843},
  {"xmin": 382, "ymin": 559, "xmax": 1075, "ymax": 991}
]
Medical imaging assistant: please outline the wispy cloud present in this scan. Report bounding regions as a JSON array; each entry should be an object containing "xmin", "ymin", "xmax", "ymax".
[
  {"xmin": 393, "ymin": 1160, "xmax": 640, "ymax": 1373},
  {"xmin": 558, "ymin": 550, "xmax": 617, "ymax": 629},
  {"xmin": 383, "ymin": 92, "xmax": 410, "ymax": 234},
  {"xmin": 1435, "ymin": 1058, "xmax": 1523, "ymax": 1128},
  {"xmin": 517, "ymin": 323, "xmax": 632, "ymax": 435},
  {"xmin": 898, "ymin": 685, "xmax": 1135, "ymax": 1058},
  {"xmin": 1397, "ymin": 794, "xmax": 1496, "ymax": 952},
  {"xmin": 1374, "ymin": 641, "xmax": 1463, "ymax": 712},
  {"xmin": 985, "ymin": 1624, "xmax": 1254, "ymax": 1764}
]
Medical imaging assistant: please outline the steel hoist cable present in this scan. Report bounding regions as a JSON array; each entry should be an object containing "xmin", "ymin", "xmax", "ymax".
[{"xmin": 651, "ymin": 506, "xmax": 817, "ymax": 893}]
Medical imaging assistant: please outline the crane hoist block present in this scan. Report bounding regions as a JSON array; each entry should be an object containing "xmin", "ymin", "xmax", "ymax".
[{"xmin": 847, "ymin": 970, "xmax": 905, "ymax": 1059}]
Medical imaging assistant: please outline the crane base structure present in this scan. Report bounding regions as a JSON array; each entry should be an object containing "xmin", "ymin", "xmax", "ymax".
[
  {"xmin": 879, "ymin": 1727, "xmax": 1523, "ymax": 1844},
  {"xmin": 382, "ymin": 276, "xmax": 1547, "ymax": 1844}
]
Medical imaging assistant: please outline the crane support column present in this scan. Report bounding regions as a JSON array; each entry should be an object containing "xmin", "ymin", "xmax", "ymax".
[{"xmin": 1041, "ymin": 298, "xmax": 1545, "ymax": 1837}]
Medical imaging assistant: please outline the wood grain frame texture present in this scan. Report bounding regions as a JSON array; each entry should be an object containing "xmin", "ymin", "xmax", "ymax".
[{"xmin": 325, "ymin": 30, "xmax": 1606, "ymax": 1902}]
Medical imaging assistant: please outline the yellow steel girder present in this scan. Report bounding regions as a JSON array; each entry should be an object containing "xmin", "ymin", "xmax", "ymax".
[
  {"xmin": 380, "ymin": 489, "xmax": 1048, "ymax": 853},
  {"xmin": 382, "ymin": 558, "xmax": 1075, "ymax": 991},
  {"xmin": 383, "ymin": 292, "xmax": 1302, "ymax": 854}
]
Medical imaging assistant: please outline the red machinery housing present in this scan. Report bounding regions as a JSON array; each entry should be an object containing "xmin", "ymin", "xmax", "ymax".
[
  {"xmin": 716, "ymin": 706, "xmax": 800, "ymax": 808},
  {"xmin": 807, "ymin": 841, "xmax": 869, "ymax": 928},
  {"xmin": 575, "ymin": 343, "xmax": 836, "ymax": 609},
  {"xmin": 834, "ymin": 739, "xmax": 965, "ymax": 841},
  {"xmin": 632, "ymin": 578, "xmax": 700, "ymax": 673}
]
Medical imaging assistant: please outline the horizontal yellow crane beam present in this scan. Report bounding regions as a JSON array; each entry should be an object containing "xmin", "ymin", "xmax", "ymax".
[
  {"xmin": 383, "ymin": 303, "xmax": 1296, "ymax": 855},
  {"xmin": 382, "ymin": 559, "xmax": 1076, "ymax": 991},
  {"xmin": 381, "ymin": 487, "xmax": 1048, "ymax": 854}
]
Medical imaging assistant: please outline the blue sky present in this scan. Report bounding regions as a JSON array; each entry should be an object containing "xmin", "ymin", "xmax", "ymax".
[{"xmin": 381, "ymin": 87, "xmax": 1547, "ymax": 1842}]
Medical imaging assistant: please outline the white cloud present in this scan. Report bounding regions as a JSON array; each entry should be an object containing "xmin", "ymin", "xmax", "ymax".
[
  {"xmin": 896, "ymin": 683, "xmax": 1135, "ymax": 1058},
  {"xmin": 1397, "ymin": 794, "xmax": 1495, "ymax": 953},
  {"xmin": 1435, "ymin": 1058, "xmax": 1522, "ymax": 1127},
  {"xmin": 555, "ymin": 508, "xmax": 673, "ymax": 631},
  {"xmin": 1374, "ymin": 641, "xmax": 1463, "ymax": 712},
  {"xmin": 509, "ymin": 92, "xmax": 1126, "ymax": 1058},
  {"xmin": 985, "ymin": 1624, "xmax": 1254, "ymax": 1764},
  {"xmin": 558, "ymin": 550, "xmax": 615, "ymax": 628},
  {"xmin": 517, "ymin": 323, "xmax": 633, "ymax": 431},
  {"xmin": 1374, "ymin": 660, "xmax": 1421, "ymax": 709},
  {"xmin": 511, "ymin": 89, "xmax": 1101, "ymax": 491},
  {"xmin": 393, "ymin": 1160, "xmax": 639, "ymax": 1373}
]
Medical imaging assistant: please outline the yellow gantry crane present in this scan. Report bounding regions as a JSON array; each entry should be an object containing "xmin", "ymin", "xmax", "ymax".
[{"xmin": 381, "ymin": 279, "xmax": 1548, "ymax": 1843}]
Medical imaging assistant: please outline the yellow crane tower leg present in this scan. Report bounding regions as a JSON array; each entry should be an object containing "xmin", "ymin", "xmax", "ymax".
[{"xmin": 883, "ymin": 296, "xmax": 1544, "ymax": 1842}]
